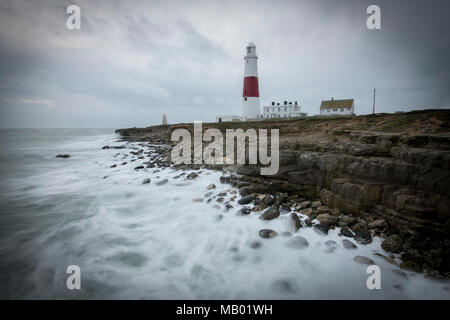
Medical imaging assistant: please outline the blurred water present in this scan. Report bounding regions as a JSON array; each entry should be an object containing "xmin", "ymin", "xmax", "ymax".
[{"xmin": 0, "ymin": 128, "xmax": 449, "ymax": 299}]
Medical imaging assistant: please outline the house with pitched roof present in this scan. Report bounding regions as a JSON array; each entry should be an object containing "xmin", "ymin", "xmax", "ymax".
[{"xmin": 320, "ymin": 98, "xmax": 354, "ymax": 116}]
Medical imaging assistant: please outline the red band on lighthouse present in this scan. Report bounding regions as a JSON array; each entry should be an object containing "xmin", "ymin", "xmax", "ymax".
[{"xmin": 243, "ymin": 76, "xmax": 259, "ymax": 97}]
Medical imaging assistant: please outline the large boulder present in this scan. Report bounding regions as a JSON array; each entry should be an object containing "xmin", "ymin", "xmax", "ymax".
[
  {"xmin": 316, "ymin": 213, "xmax": 339, "ymax": 225},
  {"xmin": 381, "ymin": 235, "xmax": 403, "ymax": 253},
  {"xmin": 260, "ymin": 207, "xmax": 280, "ymax": 220},
  {"xmin": 354, "ymin": 229, "xmax": 372, "ymax": 244}
]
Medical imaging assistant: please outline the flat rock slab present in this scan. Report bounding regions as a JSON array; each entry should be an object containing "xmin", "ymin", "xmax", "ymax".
[
  {"xmin": 353, "ymin": 256, "xmax": 375, "ymax": 265},
  {"xmin": 342, "ymin": 239, "xmax": 358, "ymax": 249},
  {"xmin": 156, "ymin": 179, "xmax": 168, "ymax": 186}
]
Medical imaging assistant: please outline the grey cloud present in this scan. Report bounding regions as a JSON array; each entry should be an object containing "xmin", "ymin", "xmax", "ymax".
[{"xmin": 0, "ymin": 0, "xmax": 449, "ymax": 128}]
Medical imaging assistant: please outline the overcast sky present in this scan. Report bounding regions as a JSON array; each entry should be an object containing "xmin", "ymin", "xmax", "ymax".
[{"xmin": 0, "ymin": 0, "xmax": 449, "ymax": 128}]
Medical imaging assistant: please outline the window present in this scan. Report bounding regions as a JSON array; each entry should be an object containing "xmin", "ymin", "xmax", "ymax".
[
  {"xmin": 341, "ymin": 109, "xmax": 344, "ymax": 112},
  {"xmin": 278, "ymin": 107, "xmax": 280, "ymax": 112},
  {"xmin": 333, "ymin": 109, "xmax": 337, "ymax": 112},
  {"xmin": 244, "ymin": 97, "xmax": 247, "ymax": 101},
  {"xmin": 247, "ymin": 47, "xmax": 251, "ymax": 54}
]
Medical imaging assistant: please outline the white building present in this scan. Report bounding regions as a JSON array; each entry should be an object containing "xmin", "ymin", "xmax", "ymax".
[
  {"xmin": 242, "ymin": 42, "xmax": 261, "ymax": 120},
  {"xmin": 216, "ymin": 115, "xmax": 240, "ymax": 122},
  {"xmin": 320, "ymin": 98, "xmax": 354, "ymax": 116},
  {"xmin": 263, "ymin": 101, "xmax": 306, "ymax": 119}
]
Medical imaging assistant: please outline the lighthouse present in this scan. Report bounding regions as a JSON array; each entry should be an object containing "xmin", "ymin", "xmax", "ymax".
[{"xmin": 242, "ymin": 42, "xmax": 260, "ymax": 120}]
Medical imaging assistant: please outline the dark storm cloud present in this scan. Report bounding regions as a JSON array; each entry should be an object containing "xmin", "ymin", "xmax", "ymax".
[{"xmin": 0, "ymin": 0, "xmax": 449, "ymax": 128}]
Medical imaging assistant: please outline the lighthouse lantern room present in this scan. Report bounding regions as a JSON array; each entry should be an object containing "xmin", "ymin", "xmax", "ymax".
[{"xmin": 242, "ymin": 42, "xmax": 261, "ymax": 120}]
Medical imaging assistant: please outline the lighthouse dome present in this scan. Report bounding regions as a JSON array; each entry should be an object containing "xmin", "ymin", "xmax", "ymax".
[{"xmin": 247, "ymin": 42, "xmax": 256, "ymax": 47}]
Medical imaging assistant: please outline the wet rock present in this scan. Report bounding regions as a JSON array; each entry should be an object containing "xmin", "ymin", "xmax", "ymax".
[
  {"xmin": 300, "ymin": 208, "xmax": 313, "ymax": 216},
  {"xmin": 110, "ymin": 164, "xmax": 117, "ymax": 168},
  {"xmin": 354, "ymin": 230, "xmax": 372, "ymax": 245},
  {"xmin": 400, "ymin": 260, "xmax": 422, "ymax": 272},
  {"xmin": 224, "ymin": 203, "xmax": 233, "ymax": 210},
  {"xmin": 317, "ymin": 206, "xmax": 331, "ymax": 214},
  {"xmin": 56, "ymin": 154, "xmax": 70, "ymax": 158},
  {"xmin": 338, "ymin": 214, "xmax": 356, "ymax": 228},
  {"xmin": 239, "ymin": 186, "xmax": 253, "ymax": 196},
  {"xmin": 217, "ymin": 192, "xmax": 227, "ymax": 197},
  {"xmin": 275, "ymin": 193, "xmax": 288, "ymax": 205},
  {"xmin": 342, "ymin": 239, "xmax": 358, "ymax": 249},
  {"xmin": 285, "ymin": 236, "xmax": 309, "ymax": 249},
  {"xmin": 298, "ymin": 200, "xmax": 311, "ymax": 209},
  {"xmin": 311, "ymin": 200, "xmax": 322, "ymax": 209},
  {"xmin": 369, "ymin": 219, "xmax": 387, "ymax": 229},
  {"xmin": 134, "ymin": 165, "xmax": 144, "ymax": 170},
  {"xmin": 381, "ymin": 235, "xmax": 403, "ymax": 253},
  {"xmin": 236, "ymin": 207, "xmax": 251, "ymax": 215},
  {"xmin": 204, "ymin": 191, "xmax": 214, "ymax": 198},
  {"xmin": 291, "ymin": 212, "xmax": 302, "ymax": 231},
  {"xmin": 330, "ymin": 208, "xmax": 340, "ymax": 216},
  {"xmin": 262, "ymin": 195, "xmax": 275, "ymax": 206},
  {"xmin": 304, "ymin": 218, "xmax": 312, "ymax": 227},
  {"xmin": 373, "ymin": 252, "xmax": 397, "ymax": 266},
  {"xmin": 316, "ymin": 213, "xmax": 339, "ymax": 225},
  {"xmin": 260, "ymin": 207, "xmax": 280, "ymax": 220},
  {"xmin": 121, "ymin": 162, "xmax": 127, "ymax": 165},
  {"xmin": 207, "ymin": 183, "xmax": 216, "ymax": 190},
  {"xmin": 353, "ymin": 256, "xmax": 375, "ymax": 265},
  {"xmin": 237, "ymin": 196, "xmax": 253, "ymax": 205},
  {"xmin": 259, "ymin": 229, "xmax": 278, "ymax": 239},
  {"xmin": 156, "ymin": 179, "xmax": 168, "ymax": 186},
  {"xmin": 186, "ymin": 172, "xmax": 198, "ymax": 180},
  {"xmin": 351, "ymin": 223, "xmax": 364, "ymax": 232},
  {"xmin": 281, "ymin": 231, "xmax": 292, "ymax": 237},
  {"xmin": 325, "ymin": 240, "xmax": 339, "ymax": 253},
  {"xmin": 252, "ymin": 205, "xmax": 265, "ymax": 212},
  {"xmin": 142, "ymin": 178, "xmax": 151, "ymax": 184},
  {"xmin": 216, "ymin": 197, "xmax": 224, "ymax": 203},
  {"xmin": 313, "ymin": 223, "xmax": 329, "ymax": 236},
  {"xmin": 340, "ymin": 227, "xmax": 354, "ymax": 237},
  {"xmin": 192, "ymin": 198, "xmax": 204, "ymax": 203}
]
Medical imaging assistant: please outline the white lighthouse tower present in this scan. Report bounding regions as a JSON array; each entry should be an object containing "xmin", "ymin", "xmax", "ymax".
[{"xmin": 242, "ymin": 42, "xmax": 260, "ymax": 120}]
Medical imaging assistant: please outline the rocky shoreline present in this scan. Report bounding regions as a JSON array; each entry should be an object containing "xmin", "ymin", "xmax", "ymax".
[{"xmin": 114, "ymin": 110, "xmax": 450, "ymax": 279}]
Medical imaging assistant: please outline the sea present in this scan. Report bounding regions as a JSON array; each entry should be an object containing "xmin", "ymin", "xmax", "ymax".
[{"xmin": 0, "ymin": 128, "xmax": 448, "ymax": 299}]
